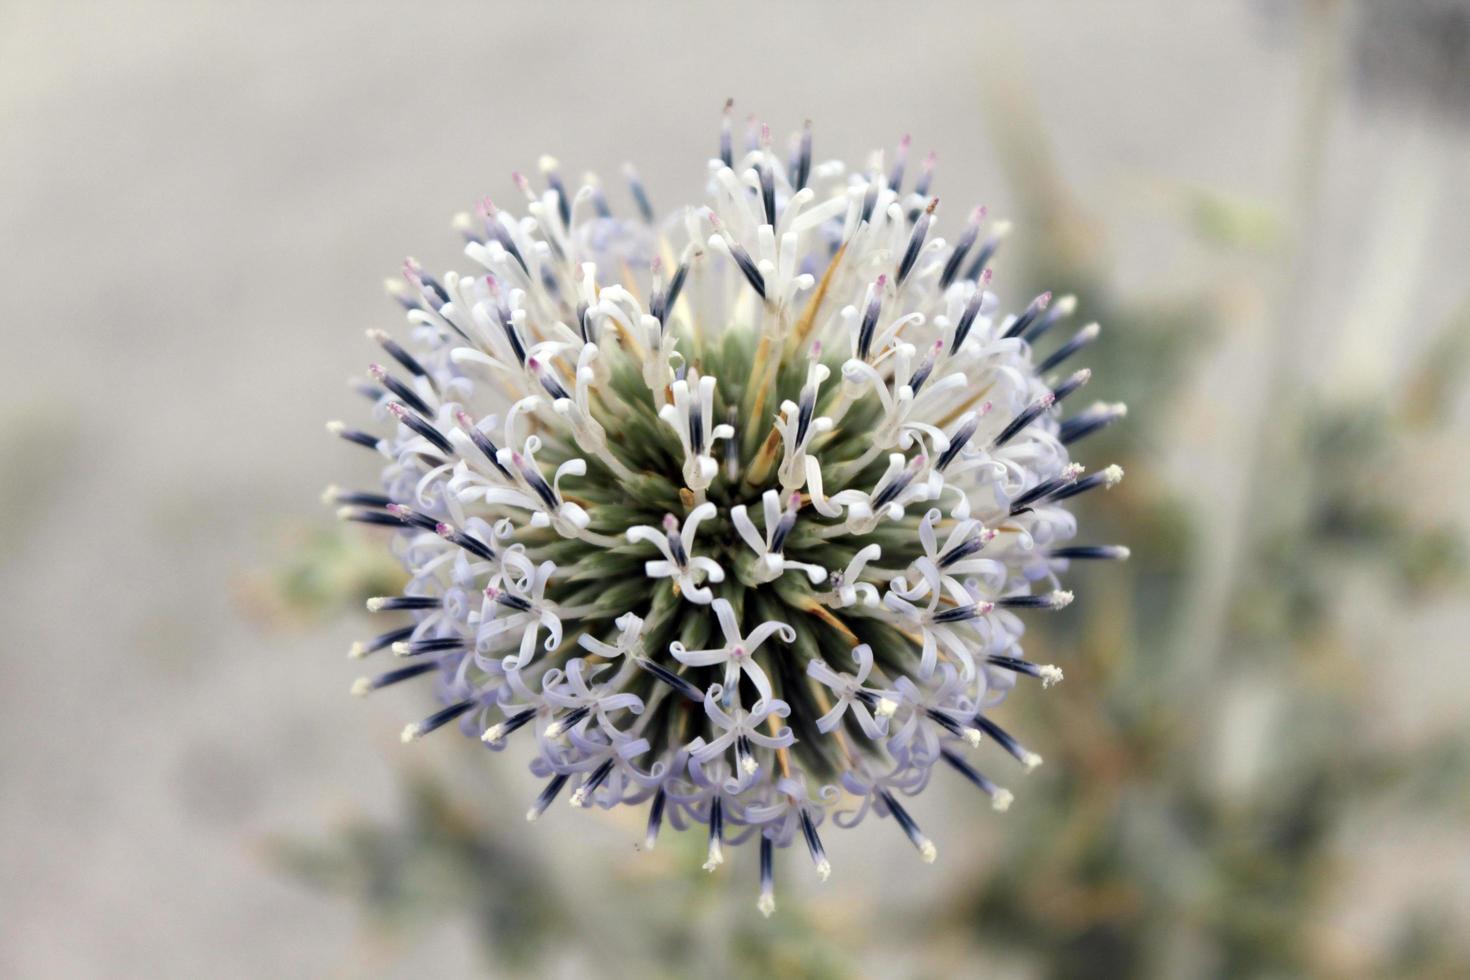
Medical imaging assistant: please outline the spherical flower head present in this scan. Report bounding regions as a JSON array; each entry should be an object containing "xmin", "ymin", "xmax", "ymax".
[{"xmin": 328, "ymin": 104, "xmax": 1130, "ymax": 915}]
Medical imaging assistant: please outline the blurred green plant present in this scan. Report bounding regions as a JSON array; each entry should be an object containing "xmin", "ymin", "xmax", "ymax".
[
  {"xmin": 928, "ymin": 18, "xmax": 1470, "ymax": 978},
  {"xmin": 268, "ymin": 770, "xmax": 562, "ymax": 971},
  {"xmin": 267, "ymin": 764, "xmax": 860, "ymax": 978},
  {"xmin": 247, "ymin": 525, "xmax": 404, "ymax": 626}
]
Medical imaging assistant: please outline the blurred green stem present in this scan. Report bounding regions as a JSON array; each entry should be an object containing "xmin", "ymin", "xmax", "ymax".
[{"xmin": 1171, "ymin": 0, "xmax": 1348, "ymax": 699}]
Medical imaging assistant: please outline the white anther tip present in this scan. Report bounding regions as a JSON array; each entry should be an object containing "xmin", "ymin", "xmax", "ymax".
[
  {"xmin": 1054, "ymin": 294, "xmax": 1078, "ymax": 315},
  {"xmin": 757, "ymin": 894, "xmax": 776, "ymax": 918},
  {"xmin": 1022, "ymin": 752, "xmax": 1044, "ymax": 772},
  {"xmin": 1039, "ymin": 665, "xmax": 1064, "ymax": 688},
  {"xmin": 400, "ymin": 724, "xmax": 423, "ymax": 744},
  {"xmin": 920, "ymin": 840, "xmax": 938, "ymax": 864},
  {"xmin": 1103, "ymin": 464, "xmax": 1125, "ymax": 485},
  {"xmin": 349, "ymin": 678, "xmax": 372, "ymax": 697},
  {"xmin": 570, "ymin": 789, "xmax": 588, "ymax": 807},
  {"xmin": 365, "ymin": 597, "xmax": 386, "ymax": 612},
  {"xmin": 347, "ymin": 641, "xmax": 368, "ymax": 659},
  {"xmin": 992, "ymin": 789, "xmax": 1015, "ymax": 812},
  {"xmin": 815, "ymin": 858, "xmax": 832, "ymax": 881},
  {"xmin": 962, "ymin": 727, "xmax": 982, "ymax": 747},
  {"xmin": 1051, "ymin": 590, "xmax": 1075, "ymax": 609},
  {"xmin": 481, "ymin": 725, "xmax": 505, "ymax": 743},
  {"xmin": 326, "ymin": 420, "xmax": 346, "ymax": 435},
  {"xmin": 390, "ymin": 641, "xmax": 412, "ymax": 657}
]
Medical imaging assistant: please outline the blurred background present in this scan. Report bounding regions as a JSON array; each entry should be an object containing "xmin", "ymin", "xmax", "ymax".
[{"xmin": 4, "ymin": 1, "xmax": 1469, "ymax": 976}]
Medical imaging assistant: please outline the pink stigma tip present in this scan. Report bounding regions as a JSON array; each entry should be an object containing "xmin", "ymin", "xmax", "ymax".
[{"xmin": 662, "ymin": 513, "xmax": 679, "ymax": 531}]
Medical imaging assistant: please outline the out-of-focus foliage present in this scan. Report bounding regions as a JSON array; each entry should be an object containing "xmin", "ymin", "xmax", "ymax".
[
  {"xmin": 269, "ymin": 767, "xmax": 860, "ymax": 979},
  {"xmin": 245, "ymin": 526, "xmax": 404, "ymax": 626},
  {"xmin": 268, "ymin": 772, "xmax": 561, "ymax": 970},
  {"xmin": 927, "ymin": 12, "xmax": 1470, "ymax": 977}
]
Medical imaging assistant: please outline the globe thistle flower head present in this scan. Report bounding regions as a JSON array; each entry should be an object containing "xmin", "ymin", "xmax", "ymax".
[{"xmin": 328, "ymin": 105, "xmax": 1128, "ymax": 916}]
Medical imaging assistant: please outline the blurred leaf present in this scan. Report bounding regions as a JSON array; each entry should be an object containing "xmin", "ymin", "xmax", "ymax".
[
  {"xmin": 1402, "ymin": 294, "xmax": 1470, "ymax": 430},
  {"xmin": 1178, "ymin": 186, "xmax": 1283, "ymax": 252},
  {"xmin": 245, "ymin": 525, "xmax": 405, "ymax": 626},
  {"xmin": 266, "ymin": 770, "xmax": 563, "ymax": 968}
]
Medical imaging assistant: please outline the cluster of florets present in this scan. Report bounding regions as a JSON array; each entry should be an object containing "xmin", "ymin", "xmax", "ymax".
[{"xmin": 327, "ymin": 104, "xmax": 1128, "ymax": 916}]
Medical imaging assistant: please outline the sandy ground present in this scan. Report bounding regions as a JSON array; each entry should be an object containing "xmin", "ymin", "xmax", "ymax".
[{"xmin": 3, "ymin": 1, "xmax": 1468, "ymax": 976}]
